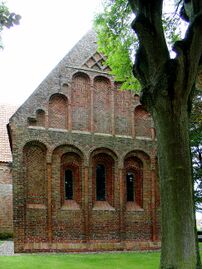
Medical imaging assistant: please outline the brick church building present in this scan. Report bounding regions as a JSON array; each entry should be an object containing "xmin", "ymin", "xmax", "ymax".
[{"xmin": 8, "ymin": 31, "xmax": 160, "ymax": 252}]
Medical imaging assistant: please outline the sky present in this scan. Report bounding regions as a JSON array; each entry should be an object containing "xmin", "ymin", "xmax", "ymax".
[{"xmin": 0, "ymin": 0, "xmax": 102, "ymax": 105}]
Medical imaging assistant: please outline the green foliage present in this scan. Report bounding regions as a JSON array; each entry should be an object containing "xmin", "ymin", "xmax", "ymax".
[
  {"xmin": 94, "ymin": 0, "xmax": 140, "ymax": 91},
  {"xmin": 0, "ymin": 232, "xmax": 13, "ymax": 240},
  {"xmin": 0, "ymin": 1, "xmax": 21, "ymax": 48},
  {"xmin": 190, "ymin": 91, "xmax": 202, "ymax": 211}
]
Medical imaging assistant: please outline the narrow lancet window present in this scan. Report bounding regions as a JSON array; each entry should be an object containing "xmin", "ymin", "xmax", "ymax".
[
  {"xmin": 96, "ymin": 164, "xmax": 106, "ymax": 201},
  {"xmin": 126, "ymin": 172, "xmax": 135, "ymax": 201},
  {"xmin": 65, "ymin": 169, "xmax": 73, "ymax": 200}
]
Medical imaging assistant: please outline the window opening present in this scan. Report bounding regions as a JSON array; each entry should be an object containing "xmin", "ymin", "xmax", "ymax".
[
  {"xmin": 96, "ymin": 164, "xmax": 106, "ymax": 201},
  {"xmin": 126, "ymin": 172, "xmax": 135, "ymax": 201},
  {"xmin": 65, "ymin": 169, "xmax": 73, "ymax": 200}
]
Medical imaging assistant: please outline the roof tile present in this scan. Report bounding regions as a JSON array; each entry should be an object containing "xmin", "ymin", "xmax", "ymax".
[{"xmin": 0, "ymin": 104, "xmax": 18, "ymax": 162}]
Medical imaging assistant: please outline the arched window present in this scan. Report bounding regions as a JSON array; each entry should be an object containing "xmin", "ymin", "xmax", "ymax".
[
  {"xmin": 64, "ymin": 169, "xmax": 73, "ymax": 200},
  {"xmin": 59, "ymin": 151, "xmax": 82, "ymax": 205},
  {"xmin": 126, "ymin": 171, "xmax": 135, "ymax": 202},
  {"xmin": 92, "ymin": 152, "xmax": 115, "ymax": 206},
  {"xmin": 124, "ymin": 156, "xmax": 143, "ymax": 207},
  {"xmin": 96, "ymin": 164, "xmax": 106, "ymax": 201}
]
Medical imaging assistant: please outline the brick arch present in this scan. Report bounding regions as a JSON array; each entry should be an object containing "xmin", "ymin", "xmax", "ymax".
[
  {"xmin": 93, "ymin": 76, "xmax": 112, "ymax": 134},
  {"xmin": 48, "ymin": 93, "xmax": 68, "ymax": 129},
  {"xmin": 72, "ymin": 71, "xmax": 90, "ymax": 81},
  {"xmin": 71, "ymin": 72, "xmax": 91, "ymax": 131},
  {"xmin": 134, "ymin": 105, "xmax": 151, "ymax": 138},
  {"xmin": 89, "ymin": 147, "xmax": 118, "ymax": 161},
  {"xmin": 124, "ymin": 150, "xmax": 151, "ymax": 167},
  {"xmin": 94, "ymin": 75, "xmax": 111, "ymax": 85},
  {"xmin": 52, "ymin": 144, "xmax": 84, "ymax": 160},
  {"xmin": 90, "ymin": 148, "xmax": 117, "ymax": 206}
]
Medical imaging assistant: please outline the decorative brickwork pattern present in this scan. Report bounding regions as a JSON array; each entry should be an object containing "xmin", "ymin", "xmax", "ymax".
[{"xmin": 83, "ymin": 52, "xmax": 110, "ymax": 72}]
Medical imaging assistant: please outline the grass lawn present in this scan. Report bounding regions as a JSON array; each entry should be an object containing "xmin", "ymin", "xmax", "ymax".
[{"xmin": 0, "ymin": 252, "xmax": 161, "ymax": 269}]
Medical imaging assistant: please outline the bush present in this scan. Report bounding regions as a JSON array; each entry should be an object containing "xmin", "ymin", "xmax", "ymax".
[{"xmin": 0, "ymin": 232, "xmax": 13, "ymax": 240}]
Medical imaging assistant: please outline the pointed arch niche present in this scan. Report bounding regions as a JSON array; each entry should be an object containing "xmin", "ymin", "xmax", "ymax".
[
  {"xmin": 71, "ymin": 72, "xmax": 91, "ymax": 131},
  {"xmin": 93, "ymin": 76, "xmax": 112, "ymax": 134},
  {"xmin": 134, "ymin": 105, "xmax": 152, "ymax": 138},
  {"xmin": 23, "ymin": 141, "xmax": 48, "ymax": 241},
  {"xmin": 114, "ymin": 87, "xmax": 132, "ymax": 136},
  {"xmin": 23, "ymin": 141, "xmax": 47, "ymax": 205},
  {"xmin": 48, "ymin": 93, "xmax": 68, "ymax": 129}
]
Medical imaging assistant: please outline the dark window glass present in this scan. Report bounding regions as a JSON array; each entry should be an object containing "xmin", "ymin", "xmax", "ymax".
[
  {"xmin": 65, "ymin": 169, "xmax": 73, "ymax": 200},
  {"xmin": 96, "ymin": 164, "xmax": 106, "ymax": 201},
  {"xmin": 126, "ymin": 172, "xmax": 135, "ymax": 201}
]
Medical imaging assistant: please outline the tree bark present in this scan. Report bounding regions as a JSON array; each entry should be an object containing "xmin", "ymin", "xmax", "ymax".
[{"xmin": 151, "ymin": 93, "xmax": 199, "ymax": 269}]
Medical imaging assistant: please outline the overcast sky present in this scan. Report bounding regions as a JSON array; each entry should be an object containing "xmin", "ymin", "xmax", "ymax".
[{"xmin": 0, "ymin": 0, "xmax": 102, "ymax": 105}]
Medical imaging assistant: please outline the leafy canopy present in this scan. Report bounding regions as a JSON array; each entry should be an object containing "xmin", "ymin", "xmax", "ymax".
[
  {"xmin": 0, "ymin": 1, "xmax": 21, "ymax": 48},
  {"xmin": 94, "ymin": 0, "xmax": 185, "ymax": 91}
]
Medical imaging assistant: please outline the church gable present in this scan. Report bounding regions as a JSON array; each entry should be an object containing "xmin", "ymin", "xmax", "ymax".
[
  {"xmin": 8, "ymin": 30, "xmax": 159, "ymax": 253},
  {"xmin": 8, "ymin": 29, "xmax": 154, "ymax": 139}
]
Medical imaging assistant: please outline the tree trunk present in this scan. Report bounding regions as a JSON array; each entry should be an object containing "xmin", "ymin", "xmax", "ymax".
[
  {"xmin": 127, "ymin": 1, "xmax": 202, "ymax": 267},
  {"xmin": 150, "ymin": 93, "xmax": 200, "ymax": 269}
]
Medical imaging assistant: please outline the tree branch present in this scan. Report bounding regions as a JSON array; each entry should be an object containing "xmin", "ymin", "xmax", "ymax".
[
  {"xmin": 128, "ymin": 0, "xmax": 169, "ymax": 88},
  {"xmin": 174, "ymin": 1, "xmax": 202, "ymax": 100}
]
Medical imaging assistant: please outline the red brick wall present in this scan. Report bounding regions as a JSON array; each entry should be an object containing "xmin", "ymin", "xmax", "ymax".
[
  {"xmin": 11, "ymin": 69, "xmax": 159, "ymax": 252},
  {"xmin": 0, "ymin": 162, "xmax": 13, "ymax": 235}
]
